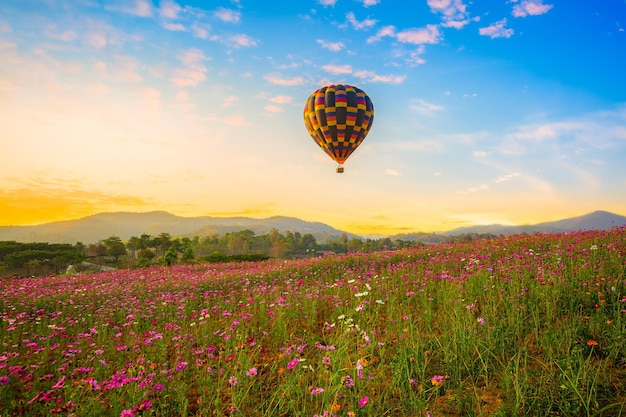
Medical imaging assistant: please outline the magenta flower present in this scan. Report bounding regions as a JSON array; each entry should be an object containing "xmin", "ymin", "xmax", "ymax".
[
  {"xmin": 120, "ymin": 409, "xmax": 135, "ymax": 417},
  {"xmin": 246, "ymin": 367, "xmax": 257, "ymax": 377},
  {"xmin": 310, "ymin": 386, "xmax": 324, "ymax": 395},
  {"xmin": 431, "ymin": 375, "xmax": 444, "ymax": 386},
  {"xmin": 358, "ymin": 396, "xmax": 369, "ymax": 407},
  {"xmin": 0, "ymin": 376, "xmax": 9, "ymax": 385},
  {"xmin": 287, "ymin": 358, "xmax": 299, "ymax": 370},
  {"xmin": 175, "ymin": 361, "xmax": 188, "ymax": 371},
  {"xmin": 51, "ymin": 375, "xmax": 66, "ymax": 389}
]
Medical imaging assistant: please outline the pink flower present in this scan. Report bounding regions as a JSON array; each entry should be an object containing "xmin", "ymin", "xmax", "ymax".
[
  {"xmin": 431, "ymin": 375, "xmax": 444, "ymax": 386},
  {"xmin": 310, "ymin": 386, "xmax": 324, "ymax": 395},
  {"xmin": 120, "ymin": 409, "xmax": 135, "ymax": 417},
  {"xmin": 246, "ymin": 367, "xmax": 257, "ymax": 377},
  {"xmin": 51, "ymin": 375, "xmax": 66, "ymax": 389},
  {"xmin": 287, "ymin": 358, "xmax": 299, "ymax": 370},
  {"xmin": 228, "ymin": 375, "xmax": 238, "ymax": 386},
  {"xmin": 358, "ymin": 396, "xmax": 369, "ymax": 407}
]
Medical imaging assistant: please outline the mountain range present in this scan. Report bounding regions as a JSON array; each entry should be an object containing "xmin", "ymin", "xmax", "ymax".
[
  {"xmin": 0, "ymin": 210, "xmax": 624, "ymax": 244},
  {"xmin": 0, "ymin": 211, "xmax": 359, "ymax": 244}
]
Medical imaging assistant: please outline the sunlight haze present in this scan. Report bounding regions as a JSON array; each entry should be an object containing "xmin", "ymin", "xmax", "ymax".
[{"xmin": 1, "ymin": 0, "xmax": 625, "ymax": 236}]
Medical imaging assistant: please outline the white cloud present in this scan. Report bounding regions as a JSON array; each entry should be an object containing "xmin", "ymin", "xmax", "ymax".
[
  {"xmin": 396, "ymin": 25, "xmax": 441, "ymax": 45},
  {"xmin": 361, "ymin": 0, "xmax": 380, "ymax": 6},
  {"xmin": 162, "ymin": 22, "xmax": 186, "ymax": 31},
  {"xmin": 507, "ymin": 122, "xmax": 577, "ymax": 142},
  {"xmin": 171, "ymin": 48, "xmax": 209, "ymax": 87},
  {"xmin": 410, "ymin": 98, "xmax": 444, "ymax": 116},
  {"xmin": 45, "ymin": 28, "xmax": 76, "ymax": 42},
  {"xmin": 317, "ymin": 39, "xmax": 344, "ymax": 52},
  {"xmin": 500, "ymin": 106, "xmax": 626, "ymax": 155},
  {"xmin": 229, "ymin": 34, "xmax": 257, "ymax": 47},
  {"xmin": 428, "ymin": 0, "xmax": 471, "ymax": 29},
  {"xmin": 221, "ymin": 96, "xmax": 238, "ymax": 108},
  {"xmin": 85, "ymin": 32, "xmax": 107, "ymax": 49},
  {"xmin": 512, "ymin": 0, "xmax": 554, "ymax": 18},
  {"xmin": 268, "ymin": 95, "xmax": 292, "ymax": 104},
  {"xmin": 140, "ymin": 87, "xmax": 161, "ymax": 107},
  {"xmin": 367, "ymin": 25, "xmax": 395, "ymax": 43},
  {"xmin": 346, "ymin": 12, "xmax": 377, "ymax": 30},
  {"xmin": 494, "ymin": 173, "xmax": 520, "ymax": 183},
  {"xmin": 215, "ymin": 8, "xmax": 241, "ymax": 23},
  {"xmin": 223, "ymin": 115, "xmax": 246, "ymax": 126},
  {"xmin": 105, "ymin": 0, "xmax": 153, "ymax": 17},
  {"xmin": 353, "ymin": 70, "xmax": 406, "ymax": 83},
  {"xmin": 472, "ymin": 150, "xmax": 488, "ymax": 157},
  {"xmin": 458, "ymin": 183, "xmax": 489, "ymax": 194},
  {"xmin": 318, "ymin": 0, "xmax": 337, "ymax": 6},
  {"xmin": 479, "ymin": 19, "xmax": 514, "ymax": 39},
  {"xmin": 264, "ymin": 74, "xmax": 304, "ymax": 86},
  {"xmin": 385, "ymin": 168, "xmax": 401, "ymax": 176},
  {"xmin": 264, "ymin": 104, "xmax": 283, "ymax": 113},
  {"xmin": 112, "ymin": 54, "xmax": 142, "ymax": 82},
  {"xmin": 160, "ymin": 0, "xmax": 182, "ymax": 19},
  {"xmin": 406, "ymin": 47, "xmax": 427, "ymax": 66},
  {"xmin": 192, "ymin": 24, "xmax": 210, "ymax": 39},
  {"xmin": 322, "ymin": 64, "xmax": 353, "ymax": 74}
]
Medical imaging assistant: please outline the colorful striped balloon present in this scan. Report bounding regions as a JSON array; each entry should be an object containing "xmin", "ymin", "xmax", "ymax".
[{"xmin": 303, "ymin": 84, "xmax": 374, "ymax": 173}]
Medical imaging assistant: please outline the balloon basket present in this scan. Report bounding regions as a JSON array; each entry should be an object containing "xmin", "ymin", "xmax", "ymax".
[{"xmin": 336, "ymin": 166, "xmax": 344, "ymax": 173}]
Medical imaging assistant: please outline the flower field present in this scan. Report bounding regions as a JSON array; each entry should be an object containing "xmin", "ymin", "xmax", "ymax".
[{"xmin": 1, "ymin": 228, "xmax": 625, "ymax": 416}]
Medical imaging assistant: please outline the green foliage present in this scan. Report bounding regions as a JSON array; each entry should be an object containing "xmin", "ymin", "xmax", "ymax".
[
  {"xmin": 199, "ymin": 251, "xmax": 270, "ymax": 263},
  {"xmin": 162, "ymin": 247, "xmax": 178, "ymax": 266},
  {"xmin": 0, "ymin": 241, "xmax": 85, "ymax": 275}
]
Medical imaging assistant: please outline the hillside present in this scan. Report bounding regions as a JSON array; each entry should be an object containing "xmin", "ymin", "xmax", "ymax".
[
  {"xmin": 0, "ymin": 212, "xmax": 359, "ymax": 244},
  {"xmin": 440, "ymin": 210, "xmax": 626, "ymax": 236},
  {"xmin": 1, "ymin": 210, "xmax": 624, "ymax": 245}
]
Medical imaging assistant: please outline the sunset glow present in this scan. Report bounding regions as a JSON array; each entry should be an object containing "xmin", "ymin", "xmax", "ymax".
[{"xmin": 1, "ymin": 0, "xmax": 625, "ymax": 235}]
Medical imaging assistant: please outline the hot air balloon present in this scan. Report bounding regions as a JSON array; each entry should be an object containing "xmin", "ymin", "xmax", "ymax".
[{"xmin": 303, "ymin": 84, "xmax": 374, "ymax": 173}]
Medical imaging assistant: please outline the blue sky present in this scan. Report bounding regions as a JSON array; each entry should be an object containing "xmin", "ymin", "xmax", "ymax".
[{"xmin": 1, "ymin": 0, "xmax": 625, "ymax": 236}]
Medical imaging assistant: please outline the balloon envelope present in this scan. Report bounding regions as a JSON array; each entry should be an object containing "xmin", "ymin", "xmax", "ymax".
[{"xmin": 303, "ymin": 84, "xmax": 374, "ymax": 169}]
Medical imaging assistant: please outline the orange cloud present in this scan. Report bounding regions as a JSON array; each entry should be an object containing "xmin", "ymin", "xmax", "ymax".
[{"xmin": 0, "ymin": 187, "xmax": 153, "ymax": 226}]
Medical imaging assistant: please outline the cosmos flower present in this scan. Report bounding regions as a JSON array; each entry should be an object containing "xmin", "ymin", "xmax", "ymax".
[
  {"xmin": 288, "ymin": 358, "xmax": 299, "ymax": 370},
  {"xmin": 431, "ymin": 375, "xmax": 444, "ymax": 386}
]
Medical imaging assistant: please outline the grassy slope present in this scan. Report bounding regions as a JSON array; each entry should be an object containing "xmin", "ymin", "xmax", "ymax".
[{"xmin": 0, "ymin": 228, "xmax": 625, "ymax": 416}]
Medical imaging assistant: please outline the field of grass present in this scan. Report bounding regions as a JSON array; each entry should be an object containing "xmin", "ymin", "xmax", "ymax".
[{"xmin": 1, "ymin": 227, "xmax": 625, "ymax": 416}]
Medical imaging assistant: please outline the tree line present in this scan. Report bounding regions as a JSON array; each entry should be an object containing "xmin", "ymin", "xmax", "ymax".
[
  {"xmin": 84, "ymin": 229, "xmax": 416, "ymax": 268},
  {"xmin": 1, "ymin": 228, "xmax": 496, "ymax": 277}
]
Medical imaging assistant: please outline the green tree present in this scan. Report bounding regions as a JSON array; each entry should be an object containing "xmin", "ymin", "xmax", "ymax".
[
  {"xmin": 163, "ymin": 246, "xmax": 178, "ymax": 266},
  {"xmin": 182, "ymin": 247, "xmax": 195, "ymax": 263},
  {"xmin": 101, "ymin": 236, "xmax": 127, "ymax": 261}
]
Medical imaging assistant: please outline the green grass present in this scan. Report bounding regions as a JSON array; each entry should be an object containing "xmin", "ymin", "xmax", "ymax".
[{"xmin": 1, "ymin": 228, "xmax": 625, "ymax": 416}]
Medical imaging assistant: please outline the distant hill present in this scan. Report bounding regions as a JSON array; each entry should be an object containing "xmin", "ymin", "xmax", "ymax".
[
  {"xmin": 0, "ymin": 211, "xmax": 360, "ymax": 244},
  {"xmin": 1, "ymin": 210, "xmax": 624, "ymax": 245},
  {"xmin": 440, "ymin": 210, "xmax": 626, "ymax": 236}
]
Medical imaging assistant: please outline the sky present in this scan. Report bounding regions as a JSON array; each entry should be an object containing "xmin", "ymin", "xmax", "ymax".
[{"xmin": 1, "ymin": 0, "xmax": 625, "ymax": 237}]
